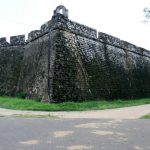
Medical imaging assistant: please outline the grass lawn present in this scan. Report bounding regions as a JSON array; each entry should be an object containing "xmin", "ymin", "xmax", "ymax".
[
  {"xmin": 0, "ymin": 97, "xmax": 150, "ymax": 111},
  {"xmin": 141, "ymin": 114, "xmax": 150, "ymax": 119}
]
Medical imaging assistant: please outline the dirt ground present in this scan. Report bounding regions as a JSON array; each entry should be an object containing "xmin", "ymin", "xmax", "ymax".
[{"xmin": 0, "ymin": 104, "xmax": 150, "ymax": 119}]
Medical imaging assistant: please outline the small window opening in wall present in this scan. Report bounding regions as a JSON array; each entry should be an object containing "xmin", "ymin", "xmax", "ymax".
[
  {"xmin": 59, "ymin": 9, "xmax": 63, "ymax": 14},
  {"xmin": 54, "ymin": 5, "xmax": 69, "ymax": 18}
]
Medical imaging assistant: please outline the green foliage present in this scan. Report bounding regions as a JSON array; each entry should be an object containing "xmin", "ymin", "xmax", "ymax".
[
  {"xmin": 144, "ymin": 7, "xmax": 150, "ymax": 19},
  {"xmin": 16, "ymin": 92, "xmax": 27, "ymax": 99},
  {"xmin": 0, "ymin": 96, "xmax": 149, "ymax": 111},
  {"xmin": 141, "ymin": 114, "xmax": 150, "ymax": 119},
  {"xmin": 34, "ymin": 97, "xmax": 42, "ymax": 102}
]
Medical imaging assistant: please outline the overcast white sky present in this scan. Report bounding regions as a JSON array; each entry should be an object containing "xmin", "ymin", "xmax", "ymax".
[{"xmin": 0, "ymin": 0, "xmax": 150, "ymax": 50}]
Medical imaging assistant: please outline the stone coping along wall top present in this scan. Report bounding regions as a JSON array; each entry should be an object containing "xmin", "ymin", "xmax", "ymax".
[
  {"xmin": 0, "ymin": 35, "xmax": 25, "ymax": 47},
  {"xmin": 98, "ymin": 32, "xmax": 150, "ymax": 57},
  {"xmin": 0, "ymin": 37, "xmax": 9, "ymax": 47}
]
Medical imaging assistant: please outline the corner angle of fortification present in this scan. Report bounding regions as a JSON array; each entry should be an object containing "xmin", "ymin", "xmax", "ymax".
[{"xmin": 0, "ymin": 5, "xmax": 150, "ymax": 103}]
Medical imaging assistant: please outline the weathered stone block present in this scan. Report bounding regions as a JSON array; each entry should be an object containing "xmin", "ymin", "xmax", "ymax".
[
  {"xmin": 10, "ymin": 35, "xmax": 25, "ymax": 46},
  {"xmin": 28, "ymin": 30, "xmax": 41, "ymax": 42},
  {"xmin": 0, "ymin": 37, "xmax": 9, "ymax": 47},
  {"xmin": 98, "ymin": 32, "xmax": 121, "ymax": 47},
  {"xmin": 52, "ymin": 14, "xmax": 97, "ymax": 38},
  {"xmin": 41, "ymin": 21, "xmax": 52, "ymax": 34}
]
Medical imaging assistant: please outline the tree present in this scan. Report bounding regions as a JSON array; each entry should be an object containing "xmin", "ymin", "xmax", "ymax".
[
  {"xmin": 144, "ymin": 7, "xmax": 150, "ymax": 19},
  {"xmin": 142, "ymin": 7, "xmax": 150, "ymax": 23}
]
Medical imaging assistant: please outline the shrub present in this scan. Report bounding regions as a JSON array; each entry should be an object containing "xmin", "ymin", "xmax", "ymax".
[
  {"xmin": 16, "ymin": 92, "xmax": 27, "ymax": 99},
  {"xmin": 34, "ymin": 97, "xmax": 41, "ymax": 102}
]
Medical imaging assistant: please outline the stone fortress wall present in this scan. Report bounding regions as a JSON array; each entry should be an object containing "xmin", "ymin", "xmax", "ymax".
[{"xmin": 0, "ymin": 5, "xmax": 150, "ymax": 102}]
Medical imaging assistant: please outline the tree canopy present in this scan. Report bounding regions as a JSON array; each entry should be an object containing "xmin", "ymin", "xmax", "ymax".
[{"xmin": 144, "ymin": 7, "xmax": 150, "ymax": 19}]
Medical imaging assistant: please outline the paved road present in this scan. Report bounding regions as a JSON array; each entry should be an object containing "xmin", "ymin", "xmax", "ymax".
[{"xmin": 0, "ymin": 117, "xmax": 150, "ymax": 150}]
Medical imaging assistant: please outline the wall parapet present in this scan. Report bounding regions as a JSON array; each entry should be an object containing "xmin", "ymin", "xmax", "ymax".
[
  {"xmin": 52, "ymin": 14, "xmax": 97, "ymax": 39},
  {"xmin": 98, "ymin": 32, "xmax": 150, "ymax": 57},
  {"xmin": 98, "ymin": 32, "xmax": 121, "ymax": 47},
  {"xmin": 0, "ymin": 37, "xmax": 9, "ymax": 47},
  {"xmin": 0, "ymin": 35, "xmax": 25, "ymax": 47},
  {"xmin": 28, "ymin": 30, "xmax": 41, "ymax": 42},
  {"xmin": 10, "ymin": 35, "xmax": 25, "ymax": 46},
  {"xmin": 41, "ymin": 20, "xmax": 52, "ymax": 35},
  {"xmin": 0, "ymin": 11, "xmax": 150, "ymax": 59}
]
